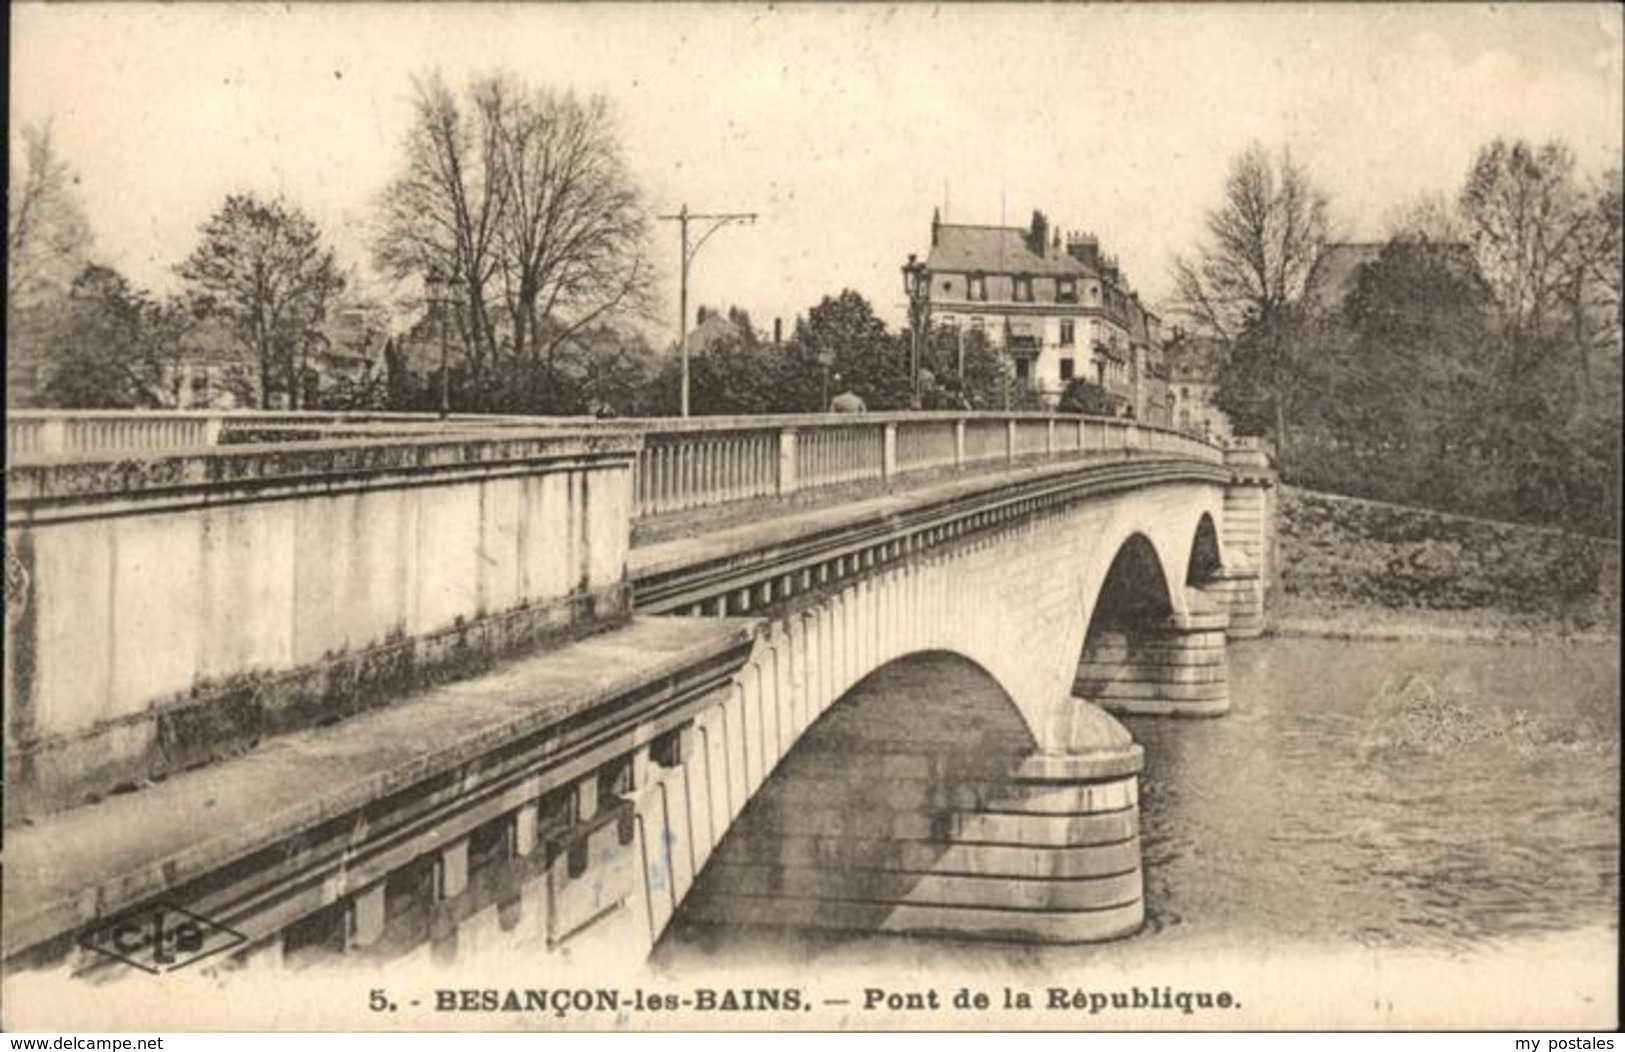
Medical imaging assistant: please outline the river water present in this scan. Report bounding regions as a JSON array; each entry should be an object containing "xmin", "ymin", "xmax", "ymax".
[{"xmin": 657, "ymin": 637, "xmax": 1619, "ymax": 1027}]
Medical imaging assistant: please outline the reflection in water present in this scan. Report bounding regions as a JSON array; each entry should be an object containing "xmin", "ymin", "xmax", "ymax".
[{"xmin": 663, "ymin": 637, "xmax": 1618, "ymax": 962}]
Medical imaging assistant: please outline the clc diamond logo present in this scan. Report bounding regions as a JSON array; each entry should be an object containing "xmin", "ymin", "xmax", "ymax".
[{"xmin": 80, "ymin": 902, "xmax": 247, "ymax": 974}]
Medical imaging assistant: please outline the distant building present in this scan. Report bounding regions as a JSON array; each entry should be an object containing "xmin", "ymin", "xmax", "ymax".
[
  {"xmin": 686, "ymin": 307, "xmax": 754, "ymax": 353},
  {"xmin": 1303, "ymin": 240, "xmax": 1484, "ymax": 318},
  {"xmin": 1302, "ymin": 242, "xmax": 1386, "ymax": 317},
  {"xmin": 1163, "ymin": 330, "xmax": 1232, "ymax": 440},
  {"xmin": 918, "ymin": 209, "xmax": 1156, "ymax": 413},
  {"xmin": 156, "ymin": 303, "xmax": 390, "ymax": 410}
]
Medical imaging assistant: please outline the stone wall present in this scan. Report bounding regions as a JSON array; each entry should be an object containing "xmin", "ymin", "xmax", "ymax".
[
  {"xmin": 1278, "ymin": 486, "xmax": 1618, "ymax": 624},
  {"xmin": 5, "ymin": 433, "xmax": 639, "ymax": 819}
]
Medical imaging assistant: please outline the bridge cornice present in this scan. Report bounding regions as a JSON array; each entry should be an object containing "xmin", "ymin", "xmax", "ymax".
[{"xmin": 631, "ymin": 456, "xmax": 1230, "ymax": 615}]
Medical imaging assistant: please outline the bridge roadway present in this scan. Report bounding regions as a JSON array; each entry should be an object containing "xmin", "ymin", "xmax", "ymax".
[{"xmin": 2, "ymin": 414, "xmax": 1273, "ymax": 978}]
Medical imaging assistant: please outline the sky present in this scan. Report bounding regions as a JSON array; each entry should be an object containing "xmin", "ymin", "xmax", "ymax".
[{"xmin": 10, "ymin": 3, "xmax": 1624, "ymax": 340}]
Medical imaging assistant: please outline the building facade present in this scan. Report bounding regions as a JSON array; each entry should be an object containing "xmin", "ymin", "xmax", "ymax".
[
  {"xmin": 1163, "ymin": 330, "xmax": 1232, "ymax": 440},
  {"xmin": 919, "ymin": 209, "xmax": 1162, "ymax": 415}
]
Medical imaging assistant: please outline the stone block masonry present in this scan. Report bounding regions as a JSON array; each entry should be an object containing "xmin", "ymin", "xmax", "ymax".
[
  {"xmin": 1074, "ymin": 610, "xmax": 1231, "ymax": 719},
  {"xmin": 679, "ymin": 659, "xmax": 1145, "ymax": 944}
]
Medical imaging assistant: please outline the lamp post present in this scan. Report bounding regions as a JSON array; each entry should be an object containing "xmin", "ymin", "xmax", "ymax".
[
  {"xmin": 425, "ymin": 265, "xmax": 450, "ymax": 420},
  {"xmin": 658, "ymin": 204, "xmax": 757, "ymax": 417},
  {"xmin": 901, "ymin": 254, "xmax": 929, "ymax": 408}
]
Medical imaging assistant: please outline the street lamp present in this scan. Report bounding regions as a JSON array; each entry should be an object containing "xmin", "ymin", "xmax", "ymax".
[
  {"xmin": 425, "ymin": 265, "xmax": 451, "ymax": 420},
  {"xmin": 901, "ymin": 254, "xmax": 930, "ymax": 408}
]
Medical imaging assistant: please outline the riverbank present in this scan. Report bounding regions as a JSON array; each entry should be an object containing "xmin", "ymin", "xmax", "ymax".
[
  {"xmin": 1273, "ymin": 486, "xmax": 1619, "ymax": 645},
  {"xmin": 1269, "ymin": 597, "xmax": 1618, "ymax": 646}
]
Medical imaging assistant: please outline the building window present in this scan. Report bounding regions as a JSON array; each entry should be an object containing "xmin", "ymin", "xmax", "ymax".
[
  {"xmin": 968, "ymin": 274, "xmax": 986, "ymax": 302},
  {"xmin": 969, "ymin": 316, "xmax": 985, "ymax": 333},
  {"xmin": 1060, "ymin": 320, "xmax": 1075, "ymax": 346},
  {"xmin": 1013, "ymin": 275, "xmax": 1033, "ymax": 303},
  {"xmin": 939, "ymin": 314, "xmax": 960, "ymax": 331},
  {"xmin": 1058, "ymin": 278, "xmax": 1078, "ymax": 303},
  {"xmin": 1060, "ymin": 357, "xmax": 1075, "ymax": 381},
  {"xmin": 1015, "ymin": 357, "xmax": 1032, "ymax": 386}
]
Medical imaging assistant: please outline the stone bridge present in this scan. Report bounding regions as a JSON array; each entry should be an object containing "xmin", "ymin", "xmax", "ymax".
[{"xmin": 2, "ymin": 412, "xmax": 1273, "ymax": 977}]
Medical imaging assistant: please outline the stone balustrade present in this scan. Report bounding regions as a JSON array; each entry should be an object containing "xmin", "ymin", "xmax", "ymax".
[
  {"xmin": 615, "ymin": 413, "xmax": 1225, "ymax": 518},
  {"xmin": 3, "ymin": 410, "xmax": 551, "ymax": 458},
  {"xmin": 7, "ymin": 411, "xmax": 1229, "ymax": 520}
]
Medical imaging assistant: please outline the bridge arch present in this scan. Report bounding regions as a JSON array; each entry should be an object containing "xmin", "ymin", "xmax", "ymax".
[
  {"xmin": 630, "ymin": 482, "xmax": 1237, "ymax": 950},
  {"xmin": 1071, "ymin": 508, "xmax": 1233, "ymax": 722},
  {"xmin": 664, "ymin": 649, "xmax": 1148, "ymax": 946}
]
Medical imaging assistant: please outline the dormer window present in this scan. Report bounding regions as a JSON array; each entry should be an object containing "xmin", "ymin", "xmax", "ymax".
[
  {"xmin": 1058, "ymin": 278, "xmax": 1078, "ymax": 303},
  {"xmin": 968, "ymin": 273, "xmax": 987, "ymax": 302},
  {"xmin": 1013, "ymin": 275, "xmax": 1033, "ymax": 303}
]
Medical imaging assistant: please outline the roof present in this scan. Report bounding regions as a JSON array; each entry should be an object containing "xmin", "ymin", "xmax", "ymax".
[
  {"xmin": 1305, "ymin": 240, "xmax": 1485, "ymax": 316},
  {"xmin": 927, "ymin": 223, "xmax": 1091, "ymax": 278},
  {"xmin": 1303, "ymin": 243, "xmax": 1384, "ymax": 315},
  {"xmin": 688, "ymin": 311, "xmax": 747, "ymax": 352}
]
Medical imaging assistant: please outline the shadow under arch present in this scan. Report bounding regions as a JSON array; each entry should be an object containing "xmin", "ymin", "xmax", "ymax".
[
  {"xmin": 659, "ymin": 650, "xmax": 1141, "ymax": 951},
  {"xmin": 1086, "ymin": 532, "xmax": 1178, "ymax": 642},
  {"xmin": 1187, "ymin": 512, "xmax": 1223, "ymax": 588},
  {"xmin": 1076, "ymin": 530, "xmax": 1231, "ymax": 718}
]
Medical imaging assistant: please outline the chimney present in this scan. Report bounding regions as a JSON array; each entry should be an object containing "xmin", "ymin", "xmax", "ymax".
[
  {"xmin": 1027, "ymin": 210, "xmax": 1049, "ymax": 256},
  {"xmin": 1065, "ymin": 231, "xmax": 1100, "ymax": 267},
  {"xmin": 774, "ymin": 317, "xmax": 783, "ymax": 346},
  {"xmin": 932, "ymin": 207, "xmax": 941, "ymax": 247}
]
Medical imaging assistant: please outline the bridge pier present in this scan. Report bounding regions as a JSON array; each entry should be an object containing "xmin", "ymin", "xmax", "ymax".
[
  {"xmin": 1074, "ymin": 605, "xmax": 1232, "ymax": 718},
  {"xmin": 1222, "ymin": 438, "xmax": 1276, "ymax": 632}
]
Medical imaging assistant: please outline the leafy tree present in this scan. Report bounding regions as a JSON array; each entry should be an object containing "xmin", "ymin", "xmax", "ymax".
[
  {"xmin": 1057, "ymin": 378, "xmax": 1117, "ymax": 417},
  {"xmin": 788, "ymin": 290, "xmax": 910, "ymax": 410},
  {"xmin": 1171, "ymin": 143, "xmax": 1330, "ymax": 452},
  {"xmin": 657, "ymin": 306, "xmax": 797, "ymax": 415},
  {"xmin": 35, "ymin": 265, "xmax": 174, "ymax": 408},
  {"xmin": 177, "ymin": 194, "xmax": 345, "ymax": 408},
  {"xmin": 920, "ymin": 326, "xmax": 1009, "ymax": 409}
]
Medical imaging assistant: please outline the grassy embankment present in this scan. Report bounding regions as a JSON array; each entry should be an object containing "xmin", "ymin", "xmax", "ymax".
[{"xmin": 1272, "ymin": 486, "xmax": 1619, "ymax": 644}]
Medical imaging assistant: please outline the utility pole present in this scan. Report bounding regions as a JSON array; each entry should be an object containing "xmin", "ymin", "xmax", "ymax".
[{"xmin": 657, "ymin": 204, "xmax": 757, "ymax": 417}]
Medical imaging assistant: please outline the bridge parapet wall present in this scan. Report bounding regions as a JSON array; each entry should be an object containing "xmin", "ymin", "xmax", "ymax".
[
  {"xmin": 9, "ymin": 411, "xmax": 1230, "ymax": 522},
  {"xmin": 4, "ymin": 432, "xmax": 638, "ymax": 821}
]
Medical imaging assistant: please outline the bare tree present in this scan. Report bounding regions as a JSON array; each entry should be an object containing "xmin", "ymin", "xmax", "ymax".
[
  {"xmin": 7, "ymin": 123, "xmax": 93, "ymax": 311},
  {"xmin": 373, "ymin": 70, "xmax": 653, "ymax": 409},
  {"xmin": 178, "ymin": 194, "xmax": 346, "ymax": 408},
  {"xmin": 373, "ymin": 73, "xmax": 508, "ymax": 381},
  {"xmin": 1386, "ymin": 191, "xmax": 1468, "ymax": 244},
  {"xmin": 1459, "ymin": 139, "xmax": 1595, "ymax": 339},
  {"xmin": 485, "ymin": 82, "xmax": 652, "ymax": 391},
  {"xmin": 1171, "ymin": 143, "xmax": 1329, "ymax": 344},
  {"xmin": 1461, "ymin": 140, "xmax": 1624, "ymax": 407},
  {"xmin": 1170, "ymin": 143, "xmax": 1330, "ymax": 451}
]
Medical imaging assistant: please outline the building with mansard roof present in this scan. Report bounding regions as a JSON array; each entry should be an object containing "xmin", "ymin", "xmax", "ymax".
[{"xmin": 916, "ymin": 208, "xmax": 1162, "ymax": 417}]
